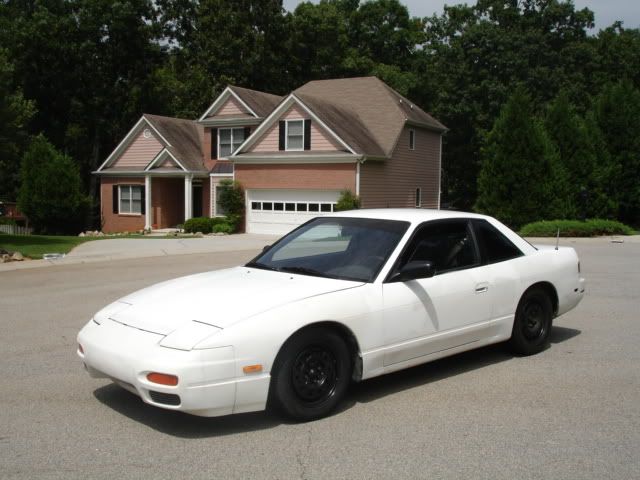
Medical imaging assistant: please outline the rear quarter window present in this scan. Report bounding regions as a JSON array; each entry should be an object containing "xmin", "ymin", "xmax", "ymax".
[{"xmin": 473, "ymin": 219, "xmax": 523, "ymax": 264}]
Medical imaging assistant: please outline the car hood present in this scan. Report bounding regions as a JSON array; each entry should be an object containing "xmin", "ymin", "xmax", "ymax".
[{"xmin": 98, "ymin": 266, "xmax": 364, "ymax": 335}]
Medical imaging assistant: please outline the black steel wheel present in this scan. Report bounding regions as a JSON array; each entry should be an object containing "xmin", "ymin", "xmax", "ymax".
[
  {"xmin": 270, "ymin": 328, "xmax": 351, "ymax": 421},
  {"xmin": 508, "ymin": 287, "xmax": 553, "ymax": 355}
]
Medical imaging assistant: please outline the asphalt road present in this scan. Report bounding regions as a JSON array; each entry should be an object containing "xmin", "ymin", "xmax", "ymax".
[{"xmin": 1, "ymin": 240, "xmax": 638, "ymax": 479}]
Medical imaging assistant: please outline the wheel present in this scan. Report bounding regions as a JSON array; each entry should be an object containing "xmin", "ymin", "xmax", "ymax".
[
  {"xmin": 269, "ymin": 328, "xmax": 352, "ymax": 421},
  {"xmin": 508, "ymin": 288, "xmax": 553, "ymax": 355}
]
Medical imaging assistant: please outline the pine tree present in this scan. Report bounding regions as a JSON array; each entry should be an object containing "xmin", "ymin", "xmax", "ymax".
[{"xmin": 476, "ymin": 87, "xmax": 564, "ymax": 228}]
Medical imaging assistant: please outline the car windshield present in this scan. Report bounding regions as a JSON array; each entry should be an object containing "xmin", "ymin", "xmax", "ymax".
[{"xmin": 246, "ymin": 217, "xmax": 410, "ymax": 282}]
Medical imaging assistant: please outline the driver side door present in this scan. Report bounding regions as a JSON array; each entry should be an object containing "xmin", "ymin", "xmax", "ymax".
[{"xmin": 381, "ymin": 219, "xmax": 493, "ymax": 366}]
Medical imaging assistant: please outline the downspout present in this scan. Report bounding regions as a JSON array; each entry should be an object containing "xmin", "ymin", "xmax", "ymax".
[{"xmin": 438, "ymin": 135, "xmax": 443, "ymax": 210}]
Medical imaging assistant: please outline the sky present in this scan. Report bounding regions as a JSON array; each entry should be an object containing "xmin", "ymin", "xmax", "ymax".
[{"xmin": 282, "ymin": 0, "xmax": 640, "ymax": 31}]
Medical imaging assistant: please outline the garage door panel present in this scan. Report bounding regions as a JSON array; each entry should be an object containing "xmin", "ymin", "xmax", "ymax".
[{"xmin": 247, "ymin": 189, "xmax": 340, "ymax": 235}]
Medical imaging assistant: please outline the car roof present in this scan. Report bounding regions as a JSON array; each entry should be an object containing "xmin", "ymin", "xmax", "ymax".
[{"xmin": 329, "ymin": 208, "xmax": 489, "ymax": 224}]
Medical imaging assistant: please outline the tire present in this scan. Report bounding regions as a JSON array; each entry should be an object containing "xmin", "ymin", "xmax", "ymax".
[
  {"xmin": 270, "ymin": 328, "xmax": 352, "ymax": 421},
  {"xmin": 508, "ymin": 287, "xmax": 553, "ymax": 355}
]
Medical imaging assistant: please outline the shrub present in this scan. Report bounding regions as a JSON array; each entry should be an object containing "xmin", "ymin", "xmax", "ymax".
[
  {"xmin": 335, "ymin": 190, "xmax": 360, "ymax": 211},
  {"xmin": 0, "ymin": 217, "xmax": 17, "ymax": 226},
  {"xmin": 183, "ymin": 217, "xmax": 213, "ymax": 234},
  {"xmin": 218, "ymin": 179, "xmax": 245, "ymax": 216},
  {"xmin": 213, "ymin": 223, "xmax": 234, "ymax": 234},
  {"xmin": 519, "ymin": 219, "xmax": 634, "ymax": 237}
]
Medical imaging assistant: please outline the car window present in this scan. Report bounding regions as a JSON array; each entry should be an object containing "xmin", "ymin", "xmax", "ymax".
[
  {"xmin": 473, "ymin": 219, "xmax": 523, "ymax": 264},
  {"xmin": 248, "ymin": 217, "xmax": 410, "ymax": 282},
  {"xmin": 398, "ymin": 220, "xmax": 479, "ymax": 275}
]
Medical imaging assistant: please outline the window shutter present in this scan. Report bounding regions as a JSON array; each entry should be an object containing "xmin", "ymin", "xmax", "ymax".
[
  {"xmin": 112, "ymin": 185, "xmax": 118, "ymax": 214},
  {"xmin": 278, "ymin": 121, "xmax": 285, "ymax": 150},
  {"xmin": 304, "ymin": 119, "xmax": 311, "ymax": 150},
  {"xmin": 211, "ymin": 128, "xmax": 218, "ymax": 159},
  {"xmin": 141, "ymin": 186, "xmax": 146, "ymax": 215},
  {"xmin": 243, "ymin": 127, "xmax": 250, "ymax": 142}
]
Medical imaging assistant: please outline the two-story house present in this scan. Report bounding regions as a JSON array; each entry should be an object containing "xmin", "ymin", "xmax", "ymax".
[{"xmin": 95, "ymin": 77, "xmax": 447, "ymax": 235}]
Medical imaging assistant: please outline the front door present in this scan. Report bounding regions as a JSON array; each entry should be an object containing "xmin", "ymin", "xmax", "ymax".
[{"xmin": 382, "ymin": 219, "xmax": 493, "ymax": 366}]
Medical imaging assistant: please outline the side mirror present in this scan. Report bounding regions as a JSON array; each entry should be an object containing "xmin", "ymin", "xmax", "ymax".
[
  {"xmin": 262, "ymin": 245, "xmax": 271, "ymax": 253},
  {"xmin": 392, "ymin": 261, "xmax": 436, "ymax": 282}
]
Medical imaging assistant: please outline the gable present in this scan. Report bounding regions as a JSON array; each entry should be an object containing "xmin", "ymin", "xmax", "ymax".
[
  {"xmin": 216, "ymin": 96, "xmax": 251, "ymax": 117},
  {"xmin": 111, "ymin": 127, "xmax": 163, "ymax": 169},
  {"xmin": 249, "ymin": 104, "xmax": 344, "ymax": 153}
]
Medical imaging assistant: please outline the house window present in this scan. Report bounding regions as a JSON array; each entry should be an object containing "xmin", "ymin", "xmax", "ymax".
[
  {"xmin": 409, "ymin": 129, "xmax": 416, "ymax": 150},
  {"xmin": 119, "ymin": 185, "xmax": 143, "ymax": 215},
  {"xmin": 415, "ymin": 188, "xmax": 421, "ymax": 208},
  {"xmin": 286, "ymin": 120, "xmax": 304, "ymax": 151},
  {"xmin": 219, "ymin": 128, "xmax": 245, "ymax": 158}
]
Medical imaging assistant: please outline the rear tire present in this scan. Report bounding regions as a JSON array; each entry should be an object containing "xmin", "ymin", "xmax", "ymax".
[
  {"xmin": 508, "ymin": 288, "xmax": 553, "ymax": 355},
  {"xmin": 270, "ymin": 328, "xmax": 351, "ymax": 421}
]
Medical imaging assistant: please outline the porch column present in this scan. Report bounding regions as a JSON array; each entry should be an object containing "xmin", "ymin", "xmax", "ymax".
[
  {"xmin": 184, "ymin": 174, "xmax": 193, "ymax": 221},
  {"xmin": 144, "ymin": 175, "xmax": 152, "ymax": 230}
]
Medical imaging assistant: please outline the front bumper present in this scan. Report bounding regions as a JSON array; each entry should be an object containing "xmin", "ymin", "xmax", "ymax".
[{"xmin": 77, "ymin": 318, "xmax": 270, "ymax": 417}]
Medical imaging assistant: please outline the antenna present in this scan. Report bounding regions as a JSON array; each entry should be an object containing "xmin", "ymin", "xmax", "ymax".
[{"xmin": 555, "ymin": 228, "xmax": 560, "ymax": 250}]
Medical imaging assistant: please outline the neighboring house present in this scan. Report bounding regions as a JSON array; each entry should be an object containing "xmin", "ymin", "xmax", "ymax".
[{"xmin": 96, "ymin": 77, "xmax": 447, "ymax": 235}]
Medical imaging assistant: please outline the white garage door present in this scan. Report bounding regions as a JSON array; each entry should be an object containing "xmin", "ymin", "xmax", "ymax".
[{"xmin": 247, "ymin": 189, "xmax": 340, "ymax": 235}]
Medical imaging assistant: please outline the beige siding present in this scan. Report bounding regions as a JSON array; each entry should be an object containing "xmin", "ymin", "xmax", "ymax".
[
  {"xmin": 218, "ymin": 96, "xmax": 250, "ymax": 116},
  {"xmin": 113, "ymin": 129, "xmax": 163, "ymax": 169},
  {"xmin": 158, "ymin": 156, "xmax": 178, "ymax": 168},
  {"xmin": 360, "ymin": 127, "xmax": 441, "ymax": 208},
  {"xmin": 250, "ymin": 104, "xmax": 342, "ymax": 153}
]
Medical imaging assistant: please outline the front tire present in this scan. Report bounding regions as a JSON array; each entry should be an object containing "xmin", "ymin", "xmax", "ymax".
[
  {"xmin": 270, "ymin": 328, "xmax": 351, "ymax": 421},
  {"xmin": 508, "ymin": 288, "xmax": 553, "ymax": 355}
]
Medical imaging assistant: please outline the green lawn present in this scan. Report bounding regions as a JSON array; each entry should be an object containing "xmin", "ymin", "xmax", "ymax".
[{"xmin": 0, "ymin": 234, "xmax": 103, "ymax": 259}]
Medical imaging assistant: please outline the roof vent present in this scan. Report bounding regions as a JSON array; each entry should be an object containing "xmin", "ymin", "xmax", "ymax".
[{"xmin": 143, "ymin": 129, "xmax": 152, "ymax": 139}]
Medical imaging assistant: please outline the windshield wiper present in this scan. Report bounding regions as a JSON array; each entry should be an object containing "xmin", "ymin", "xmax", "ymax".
[
  {"xmin": 278, "ymin": 266, "xmax": 338, "ymax": 279},
  {"xmin": 245, "ymin": 261, "xmax": 279, "ymax": 272}
]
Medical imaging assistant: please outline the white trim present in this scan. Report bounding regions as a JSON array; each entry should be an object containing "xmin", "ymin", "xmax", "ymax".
[
  {"xmin": 285, "ymin": 119, "xmax": 304, "ymax": 152},
  {"xmin": 198, "ymin": 87, "xmax": 258, "ymax": 122},
  {"xmin": 184, "ymin": 175, "xmax": 193, "ymax": 221},
  {"xmin": 94, "ymin": 170, "xmax": 208, "ymax": 177},
  {"xmin": 199, "ymin": 117, "xmax": 261, "ymax": 127},
  {"xmin": 209, "ymin": 173, "xmax": 234, "ymax": 177},
  {"xmin": 232, "ymin": 94, "xmax": 356, "ymax": 156},
  {"xmin": 232, "ymin": 153, "xmax": 362, "ymax": 164},
  {"xmin": 144, "ymin": 148, "xmax": 188, "ymax": 172},
  {"xmin": 438, "ymin": 135, "xmax": 442, "ymax": 210},
  {"xmin": 97, "ymin": 116, "xmax": 172, "ymax": 172},
  {"xmin": 144, "ymin": 176, "xmax": 152, "ymax": 229}
]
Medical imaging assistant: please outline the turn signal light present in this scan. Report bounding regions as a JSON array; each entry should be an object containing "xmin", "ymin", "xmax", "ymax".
[
  {"xmin": 243, "ymin": 364, "xmax": 263, "ymax": 374},
  {"xmin": 146, "ymin": 372, "xmax": 179, "ymax": 386}
]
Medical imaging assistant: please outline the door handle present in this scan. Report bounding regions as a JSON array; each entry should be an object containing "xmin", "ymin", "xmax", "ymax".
[{"xmin": 475, "ymin": 283, "xmax": 489, "ymax": 294}]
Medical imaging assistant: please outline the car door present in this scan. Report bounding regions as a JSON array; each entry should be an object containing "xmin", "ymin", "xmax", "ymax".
[{"xmin": 381, "ymin": 219, "xmax": 493, "ymax": 366}]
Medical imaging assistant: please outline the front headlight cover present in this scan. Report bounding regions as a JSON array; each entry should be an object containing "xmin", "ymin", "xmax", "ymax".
[{"xmin": 159, "ymin": 321, "xmax": 223, "ymax": 351}]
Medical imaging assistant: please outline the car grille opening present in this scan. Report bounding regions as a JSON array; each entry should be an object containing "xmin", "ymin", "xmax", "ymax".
[{"xmin": 148, "ymin": 390, "xmax": 181, "ymax": 406}]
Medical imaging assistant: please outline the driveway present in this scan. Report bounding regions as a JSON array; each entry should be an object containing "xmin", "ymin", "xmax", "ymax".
[
  {"xmin": 0, "ymin": 233, "xmax": 280, "ymax": 271},
  {"xmin": 0, "ymin": 239, "xmax": 639, "ymax": 479}
]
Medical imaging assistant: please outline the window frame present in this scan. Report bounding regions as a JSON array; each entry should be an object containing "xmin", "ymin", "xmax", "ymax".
[
  {"xmin": 218, "ymin": 127, "xmax": 245, "ymax": 159},
  {"xmin": 409, "ymin": 129, "xmax": 416, "ymax": 150},
  {"xmin": 385, "ymin": 218, "xmax": 481, "ymax": 282},
  {"xmin": 285, "ymin": 119, "xmax": 305, "ymax": 151},
  {"xmin": 118, "ymin": 185, "xmax": 143, "ymax": 215},
  {"xmin": 415, "ymin": 187, "xmax": 422, "ymax": 208}
]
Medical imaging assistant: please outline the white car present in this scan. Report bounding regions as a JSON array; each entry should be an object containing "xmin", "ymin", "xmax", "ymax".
[{"xmin": 78, "ymin": 209, "xmax": 585, "ymax": 421}]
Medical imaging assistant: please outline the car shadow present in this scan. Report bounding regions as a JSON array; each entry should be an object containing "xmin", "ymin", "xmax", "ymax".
[{"xmin": 93, "ymin": 326, "xmax": 581, "ymax": 437}]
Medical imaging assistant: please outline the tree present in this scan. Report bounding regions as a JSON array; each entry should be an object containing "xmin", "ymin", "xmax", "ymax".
[
  {"xmin": 418, "ymin": 0, "xmax": 597, "ymax": 209},
  {"xmin": 592, "ymin": 81, "xmax": 640, "ymax": 225},
  {"xmin": 0, "ymin": 48, "xmax": 35, "ymax": 201},
  {"xmin": 18, "ymin": 135, "xmax": 90, "ymax": 234},
  {"xmin": 476, "ymin": 88, "xmax": 563, "ymax": 228}
]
